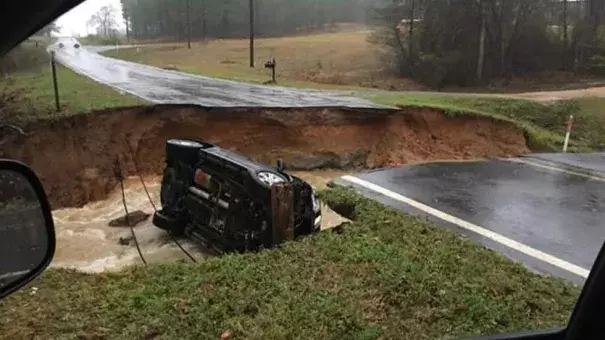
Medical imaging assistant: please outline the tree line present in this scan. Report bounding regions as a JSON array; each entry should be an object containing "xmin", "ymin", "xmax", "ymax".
[
  {"xmin": 119, "ymin": 0, "xmax": 374, "ymax": 40},
  {"xmin": 372, "ymin": 0, "xmax": 605, "ymax": 87},
  {"xmin": 105, "ymin": 0, "xmax": 605, "ymax": 88}
]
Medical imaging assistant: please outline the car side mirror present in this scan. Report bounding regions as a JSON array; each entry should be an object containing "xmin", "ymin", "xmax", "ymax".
[{"xmin": 0, "ymin": 160, "xmax": 55, "ymax": 300}]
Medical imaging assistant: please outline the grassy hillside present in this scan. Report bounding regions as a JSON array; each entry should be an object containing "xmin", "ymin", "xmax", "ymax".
[
  {"xmin": 103, "ymin": 27, "xmax": 423, "ymax": 91},
  {"xmin": 0, "ymin": 188, "xmax": 580, "ymax": 339},
  {"xmin": 0, "ymin": 65, "xmax": 144, "ymax": 122},
  {"xmin": 367, "ymin": 92, "xmax": 605, "ymax": 152},
  {"xmin": 103, "ymin": 26, "xmax": 605, "ymax": 93}
]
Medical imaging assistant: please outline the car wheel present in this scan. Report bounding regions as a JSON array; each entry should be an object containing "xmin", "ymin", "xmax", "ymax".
[
  {"xmin": 166, "ymin": 139, "xmax": 203, "ymax": 165},
  {"xmin": 160, "ymin": 166, "xmax": 185, "ymax": 208}
]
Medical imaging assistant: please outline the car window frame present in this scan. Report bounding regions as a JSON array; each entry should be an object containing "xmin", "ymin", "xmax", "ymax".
[{"xmin": 0, "ymin": 160, "xmax": 56, "ymax": 299}]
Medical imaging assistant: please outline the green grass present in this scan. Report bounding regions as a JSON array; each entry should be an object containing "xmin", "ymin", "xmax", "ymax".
[
  {"xmin": 100, "ymin": 28, "xmax": 403, "ymax": 92},
  {"xmin": 366, "ymin": 91, "xmax": 605, "ymax": 152},
  {"xmin": 104, "ymin": 47, "xmax": 369, "ymax": 91},
  {"xmin": 80, "ymin": 35, "xmax": 129, "ymax": 46},
  {"xmin": 0, "ymin": 188, "xmax": 580, "ymax": 339},
  {"xmin": 0, "ymin": 66, "xmax": 145, "ymax": 122}
]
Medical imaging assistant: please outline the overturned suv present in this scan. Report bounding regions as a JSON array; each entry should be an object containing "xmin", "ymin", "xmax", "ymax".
[{"xmin": 153, "ymin": 139, "xmax": 322, "ymax": 251}]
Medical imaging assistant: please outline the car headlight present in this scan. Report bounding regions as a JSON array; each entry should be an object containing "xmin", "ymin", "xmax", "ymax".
[
  {"xmin": 311, "ymin": 190, "xmax": 320, "ymax": 212},
  {"xmin": 257, "ymin": 171, "xmax": 285, "ymax": 186}
]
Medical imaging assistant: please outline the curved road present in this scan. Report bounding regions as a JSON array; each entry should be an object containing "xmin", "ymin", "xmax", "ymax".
[
  {"xmin": 50, "ymin": 39, "xmax": 384, "ymax": 108},
  {"xmin": 336, "ymin": 154, "xmax": 605, "ymax": 284}
]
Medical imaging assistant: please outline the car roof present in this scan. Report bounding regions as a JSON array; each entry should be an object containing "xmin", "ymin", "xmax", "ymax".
[{"xmin": 1, "ymin": 0, "xmax": 85, "ymax": 56}]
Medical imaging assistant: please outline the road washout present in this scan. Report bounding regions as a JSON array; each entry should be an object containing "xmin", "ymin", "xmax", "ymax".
[{"xmin": 0, "ymin": 105, "xmax": 530, "ymax": 272}]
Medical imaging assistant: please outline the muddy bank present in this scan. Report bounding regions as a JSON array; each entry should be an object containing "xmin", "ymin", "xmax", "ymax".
[{"xmin": 0, "ymin": 105, "xmax": 529, "ymax": 209}]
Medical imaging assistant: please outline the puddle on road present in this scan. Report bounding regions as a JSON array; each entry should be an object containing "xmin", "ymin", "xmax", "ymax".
[{"xmin": 50, "ymin": 171, "xmax": 350, "ymax": 273}]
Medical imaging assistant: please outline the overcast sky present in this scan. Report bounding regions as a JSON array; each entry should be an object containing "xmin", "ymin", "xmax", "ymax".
[{"xmin": 56, "ymin": 0, "xmax": 125, "ymax": 36}]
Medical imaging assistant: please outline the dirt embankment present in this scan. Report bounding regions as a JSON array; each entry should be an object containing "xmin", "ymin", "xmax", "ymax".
[{"xmin": 0, "ymin": 105, "xmax": 529, "ymax": 209}]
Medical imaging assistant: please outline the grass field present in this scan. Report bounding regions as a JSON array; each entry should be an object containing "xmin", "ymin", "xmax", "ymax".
[
  {"xmin": 0, "ymin": 65, "xmax": 144, "ymax": 122},
  {"xmin": 103, "ymin": 26, "xmax": 605, "ymax": 93},
  {"xmin": 0, "ymin": 188, "xmax": 580, "ymax": 339},
  {"xmin": 104, "ymin": 27, "xmax": 423, "ymax": 91}
]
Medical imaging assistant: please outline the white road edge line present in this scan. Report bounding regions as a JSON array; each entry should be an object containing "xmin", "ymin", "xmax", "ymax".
[
  {"xmin": 507, "ymin": 158, "xmax": 605, "ymax": 182},
  {"xmin": 341, "ymin": 175, "xmax": 590, "ymax": 279}
]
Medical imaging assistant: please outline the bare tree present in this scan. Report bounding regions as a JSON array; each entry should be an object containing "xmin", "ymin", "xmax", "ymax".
[
  {"xmin": 88, "ymin": 6, "xmax": 118, "ymax": 38},
  {"xmin": 35, "ymin": 22, "xmax": 61, "ymax": 37}
]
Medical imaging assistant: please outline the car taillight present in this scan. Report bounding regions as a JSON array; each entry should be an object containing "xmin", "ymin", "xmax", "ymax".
[{"xmin": 194, "ymin": 169, "xmax": 211, "ymax": 187}]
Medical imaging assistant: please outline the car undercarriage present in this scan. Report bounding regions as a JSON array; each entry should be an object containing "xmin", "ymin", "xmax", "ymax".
[{"xmin": 152, "ymin": 139, "xmax": 321, "ymax": 252}]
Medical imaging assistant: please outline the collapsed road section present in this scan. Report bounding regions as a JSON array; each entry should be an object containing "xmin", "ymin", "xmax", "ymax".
[
  {"xmin": 0, "ymin": 105, "xmax": 529, "ymax": 209},
  {"xmin": 0, "ymin": 105, "xmax": 530, "ymax": 271}
]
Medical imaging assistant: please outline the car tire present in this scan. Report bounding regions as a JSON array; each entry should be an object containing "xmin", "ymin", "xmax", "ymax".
[
  {"xmin": 166, "ymin": 139, "xmax": 203, "ymax": 165},
  {"xmin": 159, "ymin": 166, "xmax": 187, "ymax": 236},
  {"xmin": 160, "ymin": 166, "xmax": 185, "ymax": 208}
]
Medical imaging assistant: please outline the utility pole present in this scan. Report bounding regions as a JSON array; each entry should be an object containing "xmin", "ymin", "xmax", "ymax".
[
  {"xmin": 249, "ymin": 0, "xmax": 255, "ymax": 67},
  {"xmin": 186, "ymin": 0, "xmax": 191, "ymax": 49},
  {"xmin": 476, "ymin": 0, "xmax": 486, "ymax": 82},
  {"xmin": 563, "ymin": 0, "xmax": 568, "ymax": 70},
  {"xmin": 50, "ymin": 51, "xmax": 60, "ymax": 112},
  {"xmin": 125, "ymin": 16, "xmax": 130, "ymax": 43},
  {"xmin": 408, "ymin": 0, "xmax": 416, "ymax": 67}
]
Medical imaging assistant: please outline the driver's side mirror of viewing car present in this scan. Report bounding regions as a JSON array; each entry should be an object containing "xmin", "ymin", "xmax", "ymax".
[{"xmin": 0, "ymin": 160, "xmax": 55, "ymax": 300}]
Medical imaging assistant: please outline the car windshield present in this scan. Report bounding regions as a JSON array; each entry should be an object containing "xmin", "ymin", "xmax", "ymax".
[{"xmin": 0, "ymin": 0, "xmax": 602, "ymax": 338}]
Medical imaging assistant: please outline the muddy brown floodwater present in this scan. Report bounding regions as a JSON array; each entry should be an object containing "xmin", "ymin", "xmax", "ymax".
[
  {"xmin": 0, "ymin": 105, "xmax": 530, "ymax": 272},
  {"xmin": 50, "ymin": 172, "xmax": 350, "ymax": 272}
]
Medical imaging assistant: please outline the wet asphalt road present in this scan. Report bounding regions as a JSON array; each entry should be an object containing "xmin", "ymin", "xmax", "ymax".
[
  {"xmin": 336, "ymin": 154, "xmax": 605, "ymax": 284},
  {"xmin": 50, "ymin": 39, "xmax": 384, "ymax": 108},
  {"xmin": 530, "ymin": 152, "xmax": 605, "ymax": 174}
]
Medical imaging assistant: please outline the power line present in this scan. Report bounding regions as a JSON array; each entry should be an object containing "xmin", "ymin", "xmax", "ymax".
[
  {"xmin": 125, "ymin": 139, "xmax": 197, "ymax": 263},
  {"xmin": 114, "ymin": 158, "xmax": 147, "ymax": 266}
]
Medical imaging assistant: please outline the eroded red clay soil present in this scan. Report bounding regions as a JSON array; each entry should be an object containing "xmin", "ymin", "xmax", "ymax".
[{"xmin": 0, "ymin": 105, "xmax": 529, "ymax": 208}]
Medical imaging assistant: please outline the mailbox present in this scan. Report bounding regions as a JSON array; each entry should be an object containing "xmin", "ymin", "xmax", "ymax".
[
  {"xmin": 264, "ymin": 58, "xmax": 277, "ymax": 83},
  {"xmin": 264, "ymin": 58, "xmax": 276, "ymax": 69}
]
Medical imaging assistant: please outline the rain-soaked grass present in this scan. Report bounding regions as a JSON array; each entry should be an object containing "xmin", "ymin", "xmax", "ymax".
[
  {"xmin": 0, "ymin": 65, "xmax": 144, "ymax": 122},
  {"xmin": 366, "ymin": 92, "xmax": 605, "ymax": 152},
  {"xmin": 0, "ymin": 187, "xmax": 580, "ymax": 339}
]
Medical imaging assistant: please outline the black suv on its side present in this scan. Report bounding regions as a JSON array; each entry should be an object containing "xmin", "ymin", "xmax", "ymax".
[{"xmin": 153, "ymin": 139, "xmax": 322, "ymax": 251}]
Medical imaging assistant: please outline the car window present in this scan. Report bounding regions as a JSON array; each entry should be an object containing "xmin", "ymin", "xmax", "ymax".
[{"xmin": 0, "ymin": 0, "xmax": 602, "ymax": 338}]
